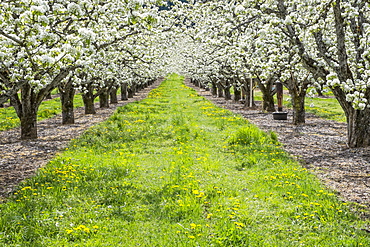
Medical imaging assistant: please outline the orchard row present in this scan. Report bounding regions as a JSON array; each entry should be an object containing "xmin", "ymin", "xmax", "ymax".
[{"xmin": 1, "ymin": 0, "xmax": 369, "ymax": 147}]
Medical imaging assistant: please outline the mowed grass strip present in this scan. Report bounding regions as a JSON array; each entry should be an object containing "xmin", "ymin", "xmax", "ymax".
[{"xmin": 0, "ymin": 74, "xmax": 368, "ymax": 246}]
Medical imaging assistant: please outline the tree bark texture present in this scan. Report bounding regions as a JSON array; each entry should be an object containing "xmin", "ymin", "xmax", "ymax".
[
  {"xmin": 82, "ymin": 94, "xmax": 96, "ymax": 114},
  {"xmin": 290, "ymin": 91, "xmax": 306, "ymax": 125},
  {"xmin": 99, "ymin": 89, "xmax": 109, "ymax": 108},
  {"xmin": 211, "ymin": 81, "xmax": 217, "ymax": 97},
  {"xmin": 110, "ymin": 87, "xmax": 118, "ymax": 104},
  {"xmin": 20, "ymin": 107, "xmax": 38, "ymax": 140},
  {"xmin": 224, "ymin": 85, "xmax": 231, "ymax": 100},
  {"xmin": 121, "ymin": 83, "xmax": 128, "ymax": 100},
  {"xmin": 216, "ymin": 82, "xmax": 224, "ymax": 98},
  {"xmin": 13, "ymin": 83, "xmax": 40, "ymax": 139},
  {"xmin": 285, "ymin": 77, "xmax": 310, "ymax": 125},
  {"xmin": 82, "ymin": 83, "xmax": 96, "ymax": 114},
  {"xmin": 346, "ymin": 107, "xmax": 370, "ymax": 147},
  {"xmin": 59, "ymin": 81, "xmax": 75, "ymax": 125},
  {"xmin": 255, "ymin": 76, "xmax": 276, "ymax": 112},
  {"xmin": 127, "ymin": 85, "xmax": 135, "ymax": 98},
  {"xmin": 242, "ymin": 79, "xmax": 256, "ymax": 108},
  {"xmin": 233, "ymin": 84, "xmax": 241, "ymax": 102}
]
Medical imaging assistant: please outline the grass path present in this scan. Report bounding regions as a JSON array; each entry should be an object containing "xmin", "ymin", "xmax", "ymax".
[{"xmin": 0, "ymin": 75, "xmax": 368, "ymax": 246}]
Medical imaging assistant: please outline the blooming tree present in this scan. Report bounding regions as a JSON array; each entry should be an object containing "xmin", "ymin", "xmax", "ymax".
[
  {"xmin": 168, "ymin": 0, "xmax": 370, "ymax": 147},
  {"xmin": 0, "ymin": 0, "xmax": 163, "ymax": 138}
]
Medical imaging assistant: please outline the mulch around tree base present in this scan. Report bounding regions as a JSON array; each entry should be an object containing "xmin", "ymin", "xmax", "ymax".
[
  {"xmin": 186, "ymin": 80, "xmax": 370, "ymax": 218},
  {"xmin": 0, "ymin": 79, "xmax": 162, "ymax": 202}
]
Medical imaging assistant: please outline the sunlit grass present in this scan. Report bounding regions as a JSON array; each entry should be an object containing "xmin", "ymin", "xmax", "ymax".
[
  {"xmin": 304, "ymin": 96, "xmax": 346, "ymax": 122},
  {"xmin": 254, "ymin": 90, "xmax": 346, "ymax": 122},
  {"xmin": 0, "ymin": 75, "xmax": 368, "ymax": 246}
]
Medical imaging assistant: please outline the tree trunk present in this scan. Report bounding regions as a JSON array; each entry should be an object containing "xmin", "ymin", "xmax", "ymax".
[
  {"xmin": 20, "ymin": 105, "xmax": 38, "ymax": 139},
  {"xmin": 233, "ymin": 85, "xmax": 241, "ymax": 102},
  {"xmin": 211, "ymin": 81, "xmax": 217, "ymax": 97},
  {"xmin": 7, "ymin": 68, "xmax": 72, "ymax": 139},
  {"xmin": 256, "ymin": 77, "xmax": 275, "ymax": 112},
  {"xmin": 217, "ymin": 82, "xmax": 224, "ymax": 98},
  {"xmin": 243, "ymin": 79, "xmax": 256, "ymax": 108},
  {"xmin": 82, "ymin": 93, "xmax": 96, "ymax": 114},
  {"xmin": 110, "ymin": 87, "xmax": 118, "ymax": 104},
  {"xmin": 346, "ymin": 108, "xmax": 370, "ymax": 147},
  {"xmin": 285, "ymin": 77, "xmax": 309, "ymax": 125},
  {"xmin": 332, "ymin": 86, "xmax": 370, "ymax": 147},
  {"xmin": 290, "ymin": 92, "xmax": 306, "ymax": 125},
  {"xmin": 16, "ymin": 83, "xmax": 39, "ymax": 139},
  {"xmin": 59, "ymin": 83, "xmax": 75, "ymax": 125},
  {"xmin": 121, "ymin": 83, "xmax": 128, "ymax": 100},
  {"xmin": 262, "ymin": 93, "xmax": 275, "ymax": 112},
  {"xmin": 99, "ymin": 89, "xmax": 109, "ymax": 108},
  {"xmin": 127, "ymin": 85, "xmax": 135, "ymax": 98},
  {"xmin": 45, "ymin": 93, "xmax": 52, "ymax": 99},
  {"xmin": 224, "ymin": 86, "xmax": 231, "ymax": 100}
]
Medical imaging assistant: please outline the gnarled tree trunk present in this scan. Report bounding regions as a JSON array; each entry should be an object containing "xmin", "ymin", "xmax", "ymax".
[
  {"xmin": 121, "ymin": 83, "xmax": 128, "ymax": 101},
  {"xmin": 82, "ymin": 83, "xmax": 96, "ymax": 114},
  {"xmin": 242, "ymin": 79, "xmax": 256, "ymax": 108},
  {"xmin": 99, "ymin": 88, "xmax": 109, "ymax": 108},
  {"xmin": 59, "ymin": 76, "xmax": 75, "ymax": 124},
  {"xmin": 332, "ymin": 86, "xmax": 370, "ymax": 147},
  {"xmin": 256, "ymin": 77, "xmax": 275, "ymax": 112},
  {"xmin": 290, "ymin": 91, "xmax": 306, "ymax": 124},
  {"xmin": 19, "ymin": 85, "xmax": 39, "ymax": 139},
  {"xmin": 110, "ymin": 87, "xmax": 118, "ymax": 104},
  {"xmin": 285, "ymin": 77, "xmax": 310, "ymax": 125},
  {"xmin": 233, "ymin": 84, "xmax": 241, "ymax": 103},
  {"xmin": 211, "ymin": 80, "xmax": 217, "ymax": 97},
  {"xmin": 10, "ymin": 68, "xmax": 72, "ymax": 139},
  {"xmin": 127, "ymin": 85, "xmax": 135, "ymax": 98},
  {"xmin": 216, "ymin": 82, "xmax": 224, "ymax": 98}
]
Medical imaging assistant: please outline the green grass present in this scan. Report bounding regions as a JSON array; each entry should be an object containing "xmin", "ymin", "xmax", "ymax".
[
  {"xmin": 304, "ymin": 96, "xmax": 346, "ymax": 122},
  {"xmin": 254, "ymin": 90, "xmax": 346, "ymax": 122},
  {"xmin": 0, "ymin": 94, "xmax": 85, "ymax": 131},
  {"xmin": 0, "ymin": 74, "xmax": 368, "ymax": 246}
]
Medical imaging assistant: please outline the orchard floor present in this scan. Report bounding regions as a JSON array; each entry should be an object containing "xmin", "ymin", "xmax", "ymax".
[
  {"xmin": 0, "ymin": 78, "xmax": 369, "ymax": 218},
  {"xmin": 185, "ymin": 79, "xmax": 370, "ymax": 218},
  {"xmin": 0, "ymin": 79, "xmax": 162, "ymax": 202}
]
